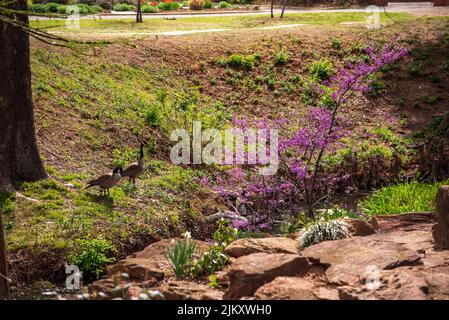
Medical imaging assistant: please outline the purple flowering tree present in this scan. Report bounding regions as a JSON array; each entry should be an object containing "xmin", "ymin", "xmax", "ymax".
[{"xmin": 207, "ymin": 40, "xmax": 408, "ymax": 228}]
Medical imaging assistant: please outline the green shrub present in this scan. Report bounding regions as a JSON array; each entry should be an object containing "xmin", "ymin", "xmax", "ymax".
[
  {"xmin": 165, "ymin": 233, "xmax": 197, "ymax": 278},
  {"xmin": 332, "ymin": 37, "xmax": 342, "ymax": 50},
  {"xmin": 407, "ymin": 62, "xmax": 422, "ymax": 77},
  {"xmin": 218, "ymin": 1, "xmax": 231, "ymax": 7},
  {"xmin": 157, "ymin": 1, "xmax": 180, "ymax": 10},
  {"xmin": 181, "ymin": 0, "xmax": 189, "ymax": 6},
  {"xmin": 69, "ymin": 238, "xmax": 117, "ymax": 277},
  {"xmin": 44, "ymin": 2, "xmax": 59, "ymax": 12},
  {"xmin": 113, "ymin": 3, "xmax": 136, "ymax": 11},
  {"xmin": 309, "ymin": 59, "xmax": 334, "ymax": 82},
  {"xmin": 192, "ymin": 219, "xmax": 237, "ymax": 276},
  {"xmin": 141, "ymin": 4, "xmax": 158, "ymax": 12},
  {"xmin": 57, "ymin": 4, "xmax": 67, "ymax": 13},
  {"xmin": 274, "ymin": 49, "xmax": 289, "ymax": 65},
  {"xmin": 203, "ymin": 0, "xmax": 212, "ymax": 8},
  {"xmin": 361, "ymin": 179, "xmax": 449, "ymax": 216},
  {"xmin": 300, "ymin": 220, "xmax": 350, "ymax": 248},
  {"xmin": 145, "ymin": 105, "xmax": 161, "ymax": 127},
  {"xmin": 29, "ymin": 4, "xmax": 46, "ymax": 13},
  {"xmin": 226, "ymin": 53, "xmax": 258, "ymax": 70},
  {"xmin": 370, "ymin": 80, "xmax": 385, "ymax": 97}
]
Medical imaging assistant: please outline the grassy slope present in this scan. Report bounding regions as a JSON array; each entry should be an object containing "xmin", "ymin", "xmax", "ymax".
[{"xmin": 1, "ymin": 14, "xmax": 449, "ymax": 281}]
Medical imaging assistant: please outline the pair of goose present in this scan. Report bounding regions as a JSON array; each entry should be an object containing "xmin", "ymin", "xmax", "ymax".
[{"xmin": 86, "ymin": 142, "xmax": 146, "ymax": 195}]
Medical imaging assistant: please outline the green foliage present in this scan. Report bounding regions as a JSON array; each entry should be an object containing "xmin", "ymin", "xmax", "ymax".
[
  {"xmin": 370, "ymin": 80, "xmax": 385, "ymax": 97},
  {"xmin": 157, "ymin": 1, "xmax": 180, "ymax": 10},
  {"xmin": 300, "ymin": 220, "xmax": 350, "ymax": 248},
  {"xmin": 274, "ymin": 49, "xmax": 289, "ymax": 65},
  {"xmin": 218, "ymin": 1, "xmax": 231, "ymax": 8},
  {"xmin": 203, "ymin": 0, "xmax": 213, "ymax": 9},
  {"xmin": 224, "ymin": 53, "xmax": 259, "ymax": 71},
  {"xmin": 44, "ymin": 2, "xmax": 59, "ymax": 13},
  {"xmin": 192, "ymin": 219, "xmax": 237, "ymax": 277},
  {"xmin": 69, "ymin": 238, "xmax": 117, "ymax": 277},
  {"xmin": 407, "ymin": 62, "xmax": 423, "ymax": 77},
  {"xmin": 361, "ymin": 179, "xmax": 449, "ymax": 216},
  {"xmin": 165, "ymin": 234, "xmax": 197, "ymax": 278},
  {"xmin": 308, "ymin": 59, "xmax": 334, "ymax": 82},
  {"xmin": 141, "ymin": 4, "xmax": 158, "ymax": 12},
  {"xmin": 113, "ymin": 3, "xmax": 136, "ymax": 11},
  {"xmin": 0, "ymin": 193, "xmax": 16, "ymax": 215},
  {"xmin": 332, "ymin": 37, "xmax": 342, "ymax": 50},
  {"xmin": 111, "ymin": 147, "xmax": 137, "ymax": 168},
  {"xmin": 144, "ymin": 104, "xmax": 161, "ymax": 127},
  {"xmin": 29, "ymin": 4, "xmax": 47, "ymax": 12}
]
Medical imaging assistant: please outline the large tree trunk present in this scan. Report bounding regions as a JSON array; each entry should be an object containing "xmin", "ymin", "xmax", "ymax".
[
  {"xmin": 0, "ymin": 0, "xmax": 47, "ymax": 193},
  {"xmin": 0, "ymin": 213, "xmax": 8, "ymax": 300}
]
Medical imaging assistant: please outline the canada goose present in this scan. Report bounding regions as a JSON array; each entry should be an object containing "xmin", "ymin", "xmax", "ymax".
[
  {"xmin": 122, "ymin": 141, "xmax": 147, "ymax": 187},
  {"xmin": 86, "ymin": 167, "xmax": 123, "ymax": 195}
]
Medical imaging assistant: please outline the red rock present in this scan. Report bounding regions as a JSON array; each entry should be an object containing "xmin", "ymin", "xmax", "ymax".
[
  {"xmin": 225, "ymin": 237, "xmax": 299, "ymax": 258},
  {"xmin": 224, "ymin": 253, "xmax": 311, "ymax": 300},
  {"xmin": 432, "ymin": 186, "xmax": 449, "ymax": 248}
]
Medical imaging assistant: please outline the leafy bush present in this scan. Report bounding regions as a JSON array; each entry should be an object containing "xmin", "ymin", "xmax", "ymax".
[
  {"xmin": 370, "ymin": 80, "xmax": 385, "ymax": 97},
  {"xmin": 309, "ymin": 59, "xmax": 334, "ymax": 82},
  {"xmin": 361, "ymin": 179, "xmax": 449, "ymax": 216},
  {"xmin": 113, "ymin": 3, "xmax": 136, "ymax": 11},
  {"xmin": 69, "ymin": 238, "xmax": 117, "ymax": 277},
  {"xmin": 192, "ymin": 219, "xmax": 237, "ymax": 276},
  {"xmin": 29, "ymin": 4, "xmax": 46, "ymax": 12},
  {"xmin": 141, "ymin": 4, "xmax": 158, "ymax": 12},
  {"xmin": 274, "ymin": 49, "xmax": 289, "ymax": 65},
  {"xmin": 224, "ymin": 53, "xmax": 259, "ymax": 70},
  {"xmin": 165, "ymin": 233, "xmax": 197, "ymax": 278},
  {"xmin": 189, "ymin": 0, "xmax": 204, "ymax": 10},
  {"xmin": 44, "ymin": 2, "xmax": 59, "ymax": 12},
  {"xmin": 203, "ymin": 0, "xmax": 212, "ymax": 8},
  {"xmin": 144, "ymin": 105, "xmax": 161, "ymax": 127},
  {"xmin": 218, "ymin": 1, "xmax": 231, "ymax": 7},
  {"xmin": 332, "ymin": 37, "xmax": 342, "ymax": 50},
  {"xmin": 57, "ymin": 5, "xmax": 68, "ymax": 13},
  {"xmin": 181, "ymin": 0, "xmax": 189, "ymax": 6},
  {"xmin": 300, "ymin": 220, "xmax": 350, "ymax": 248},
  {"xmin": 157, "ymin": 0, "xmax": 180, "ymax": 10}
]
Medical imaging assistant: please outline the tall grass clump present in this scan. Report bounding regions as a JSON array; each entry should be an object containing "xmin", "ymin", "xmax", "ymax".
[
  {"xmin": 361, "ymin": 179, "xmax": 449, "ymax": 216},
  {"xmin": 300, "ymin": 220, "xmax": 350, "ymax": 248}
]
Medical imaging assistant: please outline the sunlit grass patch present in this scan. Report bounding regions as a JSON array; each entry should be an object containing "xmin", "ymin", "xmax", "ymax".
[{"xmin": 361, "ymin": 179, "xmax": 449, "ymax": 216}]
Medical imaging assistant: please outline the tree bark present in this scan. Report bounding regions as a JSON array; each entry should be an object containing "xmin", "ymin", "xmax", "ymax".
[
  {"xmin": 280, "ymin": 0, "xmax": 288, "ymax": 18},
  {"xmin": 270, "ymin": 0, "xmax": 274, "ymax": 18},
  {"xmin": 0, "ymin": 212, "xmax": 8, "ymax": 300},
  {"xmin": 0, "ymin": 0, "xmax": 47, "ymax": 193},
  {"xmin": 136, "ymin": 0, "xmax": 143, "ymax": 23}
]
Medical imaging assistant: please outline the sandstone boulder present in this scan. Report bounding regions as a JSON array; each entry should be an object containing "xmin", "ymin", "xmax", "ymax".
[
  {"xmin": 301, "ymin": 234, "xmax": 422, "ymax": 286},
  {"xmin": 342, "ymin": 218, "xmax": 377, "ymax": 236},
  {"xmin": 433, "ymin": 186, "xmax": 449, "ymax": 248},
  {"xmin": 338, "ymin": 267, "xmax": 428, "ymax": 300},
  {"xmin": 224, "ymin": 253, "xmax": 311, "ymax": 300},
  {"xmin": 254, "ymin": 276, "xmax": 338, "ymax": 300},
  {"xmin": 225, "ymin": 237, "xmax": 299, "ymax": 258},
  {"xmin": 157, "ymin": 281, "xmax": 223, "ymax": 300}
]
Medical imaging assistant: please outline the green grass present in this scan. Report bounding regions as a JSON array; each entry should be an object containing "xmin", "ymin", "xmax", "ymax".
[
  {"xmin": 361, "ymin": 179, "xmax": 449, "ymax": 216},
  {"xmin": 29, "ymin": 12, "xmax": 413, "ymax": 39}
]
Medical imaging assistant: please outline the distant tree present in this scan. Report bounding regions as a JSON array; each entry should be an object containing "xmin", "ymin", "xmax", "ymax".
[
  {"xmin": 280, "ymin": 0, "xmax": 287, "ymax": 18},
  {"xmin": 270, "ymin": 0, "xmax": 274, "ymax": 18},
  {"xmin": 136, "ymin": 0, "xmax": 143, "ymax": 23}
]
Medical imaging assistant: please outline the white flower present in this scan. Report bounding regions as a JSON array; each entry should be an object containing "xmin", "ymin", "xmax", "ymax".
[{"xmin": 183, "ymin": 231, "xmax": 192, "ymax": 239}]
